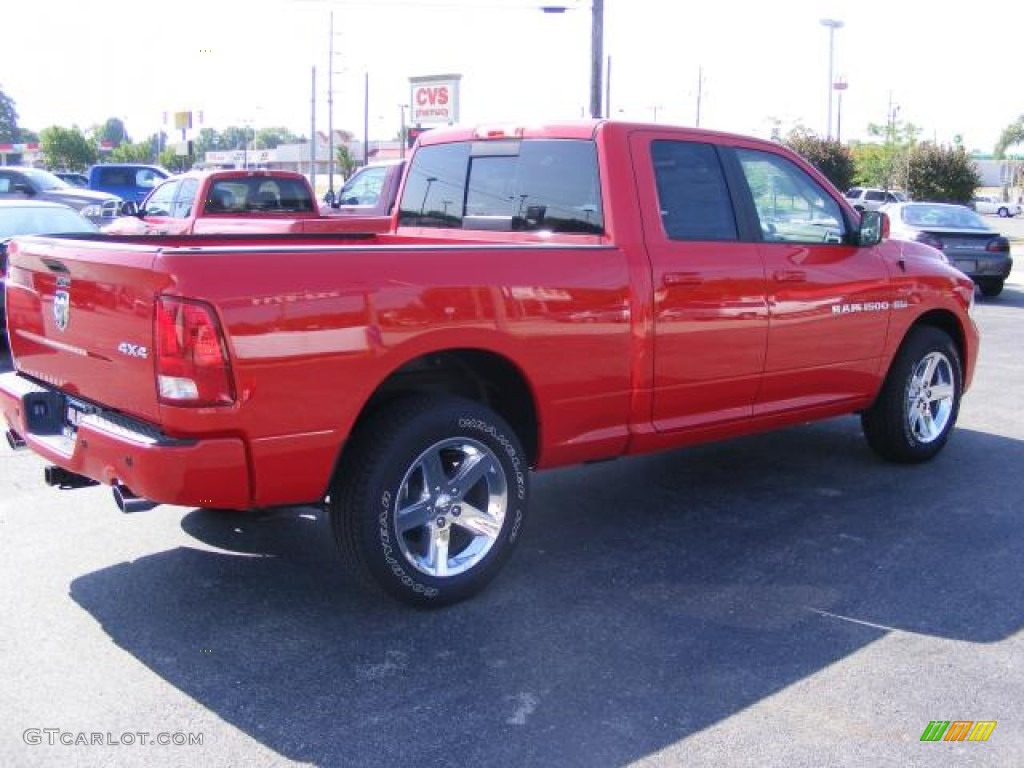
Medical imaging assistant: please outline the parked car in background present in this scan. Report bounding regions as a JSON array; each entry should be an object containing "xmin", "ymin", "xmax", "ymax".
[
  {"xmin": 970, "ymin": 195, "xmax": 1020, "ymax": 218},
  {"xmin": 53, "ymin": 172, "xmax": 89, "ymax": 188},
  {"xmin": 845, "ymin": 187, "xmax": 905, "ymax": 211},
  {"xmin": 104, "ymin": 168, "xmax": 397, "ymax": 235},
  {"xmin": 0, "ymin": 200, "xmax": 99, "ymax": 328},
  {"xmin": 87, "ymin": 163, "xmax": 169, "ymax": 203},
  {"xmin": 0, "ymin": 167, "xmax": 121, "ymax": 225},
  {"xmin": 322, "ymin": 159, "xmax": 406, "ymax": 223},
  {"xmin": 883, "ymin": 201, "xmax": 1013, "ymax": 296}
]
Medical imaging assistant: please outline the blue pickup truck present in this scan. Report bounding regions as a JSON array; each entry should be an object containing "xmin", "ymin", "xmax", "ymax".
[{"xmin": 88, "ymin": 164, "xmax": 170, "ymax": 202}]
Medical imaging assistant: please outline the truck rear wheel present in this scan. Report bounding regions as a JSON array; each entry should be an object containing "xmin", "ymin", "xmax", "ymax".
[
  {"xmin": 329, "ymin": 395, "xmax": 529, "ymax": 607},
  {"xmin": 861, "ymin": 326, "xmax": 962, "ymax": 463}
]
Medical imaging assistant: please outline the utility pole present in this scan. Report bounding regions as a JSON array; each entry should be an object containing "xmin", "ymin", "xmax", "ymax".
[
  {"xmin": 327, "ymin": 9, "xmax": 336, "ymax": 206},
  {"xmin": 695, "ymin": 66, "xmax": 704, "ymax": 127},
  {"xmin": 590, "ymin": 0, "xmax": 604, "ymax": 118},
  {"xmin": 310, "ymin": 66, "xmax": 316, "ymax": 188}
]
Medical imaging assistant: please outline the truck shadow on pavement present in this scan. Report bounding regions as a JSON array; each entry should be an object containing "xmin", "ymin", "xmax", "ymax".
[{"xmin": 69, "ymin": 419, "xmax": 1023, "ymax": 767}]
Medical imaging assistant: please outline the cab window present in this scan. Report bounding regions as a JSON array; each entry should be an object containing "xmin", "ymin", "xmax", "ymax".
[
  {"xmin": 651, "ymin": 140, "xmax": 737, "ymax": 241},
  {"xmin": 172, "ymin": 179, "xmax": 199, "ymax": 218},
  {"xmin": 143, "ymin": 179, "xmax": 180, "ymax": 217},
  {"xmin": 736, "ymin": 149, "xmax": 846, "ymax": 244}
]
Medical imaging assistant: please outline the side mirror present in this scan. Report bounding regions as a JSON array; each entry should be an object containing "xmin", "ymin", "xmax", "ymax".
[
  {"xmin": 119, "ymin": 200, "xmax": 140, "ymax": 217},
  {"xmin": 857, "ymin": 210, "xmax": 889, "ymax": 247},
  {"xmin": 12, "ymin": 183, "xmax": 35, "ymax": 196}
]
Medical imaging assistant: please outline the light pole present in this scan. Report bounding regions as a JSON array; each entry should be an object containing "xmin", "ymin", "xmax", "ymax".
[
  {"xmin": 399, "ymin": 103, "xmax": 409, "ymax": 159},
  {"xmin": 327, "ymin": 9, "xmax": 337, "ymax": 205},
  {"xmin": 541, "ymin": 1, "xmax": 605, "ymax": 118},
  {"xmin": 833, "ymin": 77, "xmax": 848, "ymax": 142},
  {"xmin": 820, "ymin": 18, "xmax": 844, "ymax": 139}
]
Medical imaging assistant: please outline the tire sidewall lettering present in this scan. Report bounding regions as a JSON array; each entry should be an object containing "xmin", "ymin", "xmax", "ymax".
[{"xmin": 370, "ymin": 409, "xmax": 527, "ymax": 600}]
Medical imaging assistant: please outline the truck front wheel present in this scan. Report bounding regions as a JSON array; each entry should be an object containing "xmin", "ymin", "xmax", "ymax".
[
  {"xmin": 861, "ymin": 326, "xmax": 962, "ymax": 463},
  {"xmin": 330, "ymin": 395, "xmax": 529, "ymax": 607}
]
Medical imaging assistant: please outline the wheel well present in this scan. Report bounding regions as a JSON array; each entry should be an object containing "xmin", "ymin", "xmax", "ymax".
[
  {"xmin": 909, "ymin": 310, "xmax": 967, "ymax": 367},
  {"xmin": 355, "ymin": 349, "xmax": 539, "ymax": 465}
]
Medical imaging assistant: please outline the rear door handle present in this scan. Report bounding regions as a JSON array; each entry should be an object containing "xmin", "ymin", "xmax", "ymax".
[
  {"xmin": 773, "ymin": 270, "xmax": 807, "ymax": 283},
  {"xmin": 664, "ymin": 272, "xmax": 703, "ymax": 287}
]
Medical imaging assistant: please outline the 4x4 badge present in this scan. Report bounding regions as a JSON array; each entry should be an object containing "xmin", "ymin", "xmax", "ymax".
[{"xmin": 53, "ymin": 290, "xmax": 70, "ymax": 332}]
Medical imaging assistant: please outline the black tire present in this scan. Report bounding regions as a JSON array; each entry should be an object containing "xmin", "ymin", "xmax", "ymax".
[
  {"xmin": 861, "ymin": 326, "xmax": 962, "ymax": 463},
  {"xmin": 978, "ymin": 278, "xmax": 1004, "ymax": 297},
  {"xmin": 330, "ymin": 395, "xmax": 529, "ymax": 607},
  {"xmin": 997, "ymin": 207, "xmax": 1009, "ymax": 218}
]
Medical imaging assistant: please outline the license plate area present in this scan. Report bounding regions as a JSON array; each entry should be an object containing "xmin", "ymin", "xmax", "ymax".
[
  {"xmin": 22, "ymin": 391, "xmax": 97, "ymax": 437},
  {"xmin": 63, "ymin": 398, "xmax": 94, "ymax": 438},
  {"xmin": 953, "ymin": 259, "xmax": 977, "ymax": 274}
]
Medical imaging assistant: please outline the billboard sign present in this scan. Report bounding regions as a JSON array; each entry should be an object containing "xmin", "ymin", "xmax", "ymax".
[{"xmin": 410, "ymin": 75, "xmax": 461, "ymax": 126}]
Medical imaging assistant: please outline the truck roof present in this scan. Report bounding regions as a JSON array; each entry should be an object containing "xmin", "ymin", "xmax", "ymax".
[{"xmin": 416, "ymin": 119, "xmax": 783, "ymax": 147}]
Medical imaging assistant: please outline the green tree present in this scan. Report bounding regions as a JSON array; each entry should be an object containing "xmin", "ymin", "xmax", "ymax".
[
  {"xmin": 994, "ymin": 115, "xmax": 1024, "ymax": 158},
  {"xmin": 783, "ymin": 130, "xmax": 855, "ymax": 192},
  {"xmin": 93, "ymin": 117, "xmax": 129, "ymax": 148},
  {"xmin": 109, "ymin": 141, "xmax": 154, "ymax": 163},
  {"xmin": 254, "ymin": 126, "xmax": 302, "ymax": 149},
  {"xmin": 220, "ymin": 125, "xmax": 252, "ymax": 151},
  {"xmin": 904, "ymin": 144, "xmax": 979, "ymax": 204},
  {"xmin": 192, "ymin": 127, "xmax": 222, "ymax": 160},
  {"xmin": 850, "ymin": 117, "xmax": 920, "ymax": 190},
  {"xmin": 336, "ymin": 144, "xmax": 357, "ymax": 178},
  {"xmin": 0, "ymin": 86, "xmax": 20, "ymax": 142},
  {"xmin": 39, "ymin": 125, "xmax": 97, "ymax": 170}
]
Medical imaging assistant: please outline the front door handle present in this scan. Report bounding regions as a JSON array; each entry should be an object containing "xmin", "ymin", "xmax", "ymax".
[
  {"xmin": 773, "ymin": 269, "xmax": 807, "ymax": 283},
  {"xmin": 664, "ymin": 272, "xmax": 703, "ymax": 287}
]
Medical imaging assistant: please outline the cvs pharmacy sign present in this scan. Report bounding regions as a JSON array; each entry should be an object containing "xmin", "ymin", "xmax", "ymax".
[{"xmin": 409, "ymin": 74, "xmax": 461, "ymax": 125}]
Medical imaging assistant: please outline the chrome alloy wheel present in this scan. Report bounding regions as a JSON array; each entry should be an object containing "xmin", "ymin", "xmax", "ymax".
[
  {"xmin": 906, "ymin": 351, "xmax": 955, "ymax": 444},
  {"xmin": 394, "ymin": 437, "xmax": 508, "ymax": 578}
]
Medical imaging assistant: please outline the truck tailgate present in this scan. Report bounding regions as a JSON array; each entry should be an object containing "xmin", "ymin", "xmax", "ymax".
[{"xmin": 5, "ymin": 236, "xmax": 168, "ymax": 424}]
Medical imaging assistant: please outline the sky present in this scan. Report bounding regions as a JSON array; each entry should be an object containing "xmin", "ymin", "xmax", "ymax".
[{"xmin": 2, "ymin": 0, "xmax": 1022, "ymax": 155}]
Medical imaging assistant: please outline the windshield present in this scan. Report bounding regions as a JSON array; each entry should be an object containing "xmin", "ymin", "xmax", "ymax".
[
  {"xmin": 900, "ymin": 204, "xmax": 990, "ymax": 230},
  {"xmin": 0, "ymin": 205, "xmax": 98, "ymax": 238},
  {"xmin": 21, "ymin": 167, "xmax": 71, "ymax": 191}
]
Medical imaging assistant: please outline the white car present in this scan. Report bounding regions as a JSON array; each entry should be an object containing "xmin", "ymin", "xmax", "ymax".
[
  {"xmin": 971, "ymin": 195, "xmax": 1020, "ymax": 218},
  {"xmin": 844, "ymin": 187, "xmax": 905, "ymax": 212}
]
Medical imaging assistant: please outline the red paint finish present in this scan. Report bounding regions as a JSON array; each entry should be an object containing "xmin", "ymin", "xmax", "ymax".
[{"xmin": 0, "ymin": 121, "xmax": 979, "ymax": 510}]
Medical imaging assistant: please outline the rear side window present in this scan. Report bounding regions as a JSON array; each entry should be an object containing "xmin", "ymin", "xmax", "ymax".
[
  {"xmin": 651, "ymin": 140, "xmax": 737, "ymax": 241},
  {"xmin": 399, "ymin": 139, "xmax": 603, "ymax": 234},
  {"xmin": 97, "ymin": 167, "xmax": 134, "ymax": 187}
]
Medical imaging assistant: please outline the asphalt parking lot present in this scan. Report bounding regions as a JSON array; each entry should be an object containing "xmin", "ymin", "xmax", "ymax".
[{"xmin": 1, "ymin": 252, "xmax": 1022, "ymax": 767}]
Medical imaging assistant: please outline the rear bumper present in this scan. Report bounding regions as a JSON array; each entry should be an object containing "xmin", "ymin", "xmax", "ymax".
[
  {"xmin": 948, "ymin": 254, "xmax": 1012, "ymax": 280},
  {"xmin": 0, "ymin": 372, "xmax": 252, "ymax": 509}
]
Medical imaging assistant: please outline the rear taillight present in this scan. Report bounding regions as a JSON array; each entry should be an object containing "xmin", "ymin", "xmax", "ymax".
[
  {"xmin": 914, "ymin": 232, "xmax": 944, "ymax": 250},
  {"xmin": 986, "ymin": 237, "xmax": 1010, "ymax": 253},
  {"xmin": 155, "ymin": 296, "xmax": 235, "ymax": 406}
]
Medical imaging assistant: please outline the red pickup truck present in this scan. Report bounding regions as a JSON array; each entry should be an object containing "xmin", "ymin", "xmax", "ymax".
[
  {"xmin": 103, "ymin": 168, "xmax": 396, "ymax": 236},
  {"xmin": 0, "ymin": 120, "xmax": 979, "ymax": 606}
]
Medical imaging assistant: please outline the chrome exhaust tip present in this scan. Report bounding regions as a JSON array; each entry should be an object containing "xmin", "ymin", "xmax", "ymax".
[
  {"xmin": 112, "ymin": 484, "xmax": 158, "ymax": 513},
  {"xmin": 44, "ymin": 465, "xmax": 98, "ymax": 489}
]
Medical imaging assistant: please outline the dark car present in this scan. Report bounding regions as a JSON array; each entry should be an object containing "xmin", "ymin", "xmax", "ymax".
[
  {"xmin": 0, "ymin": 167, "xmax": 121, "ymax": 225},
  {"xmin": 0, "ymin": 199, "xmax": 99, "ymax": 330},
  {"xmin": 883, "ymin": 201, "xmax": 1013, "ymax": 296},
  {"xmin": 54, "ymin": 171, "xmax": 90, "ymax": 188}
]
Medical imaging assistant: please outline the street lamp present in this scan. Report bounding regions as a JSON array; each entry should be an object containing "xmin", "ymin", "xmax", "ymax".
[
  {"xmin": 820, "ymin": 18, "xmax": 844, "ymax": 139},
  {"xmin": 833, "ymin": 77, "xmax": 848, "ymax": 142},
  {"xmin": 541, "ymin": 0, "xmax": 605, "ymax": 118}
]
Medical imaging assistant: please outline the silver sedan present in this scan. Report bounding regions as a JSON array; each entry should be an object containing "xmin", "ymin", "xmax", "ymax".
[{"xmin": 882, "ymin": 201, "xmax": 1014, "ymax": 297}]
